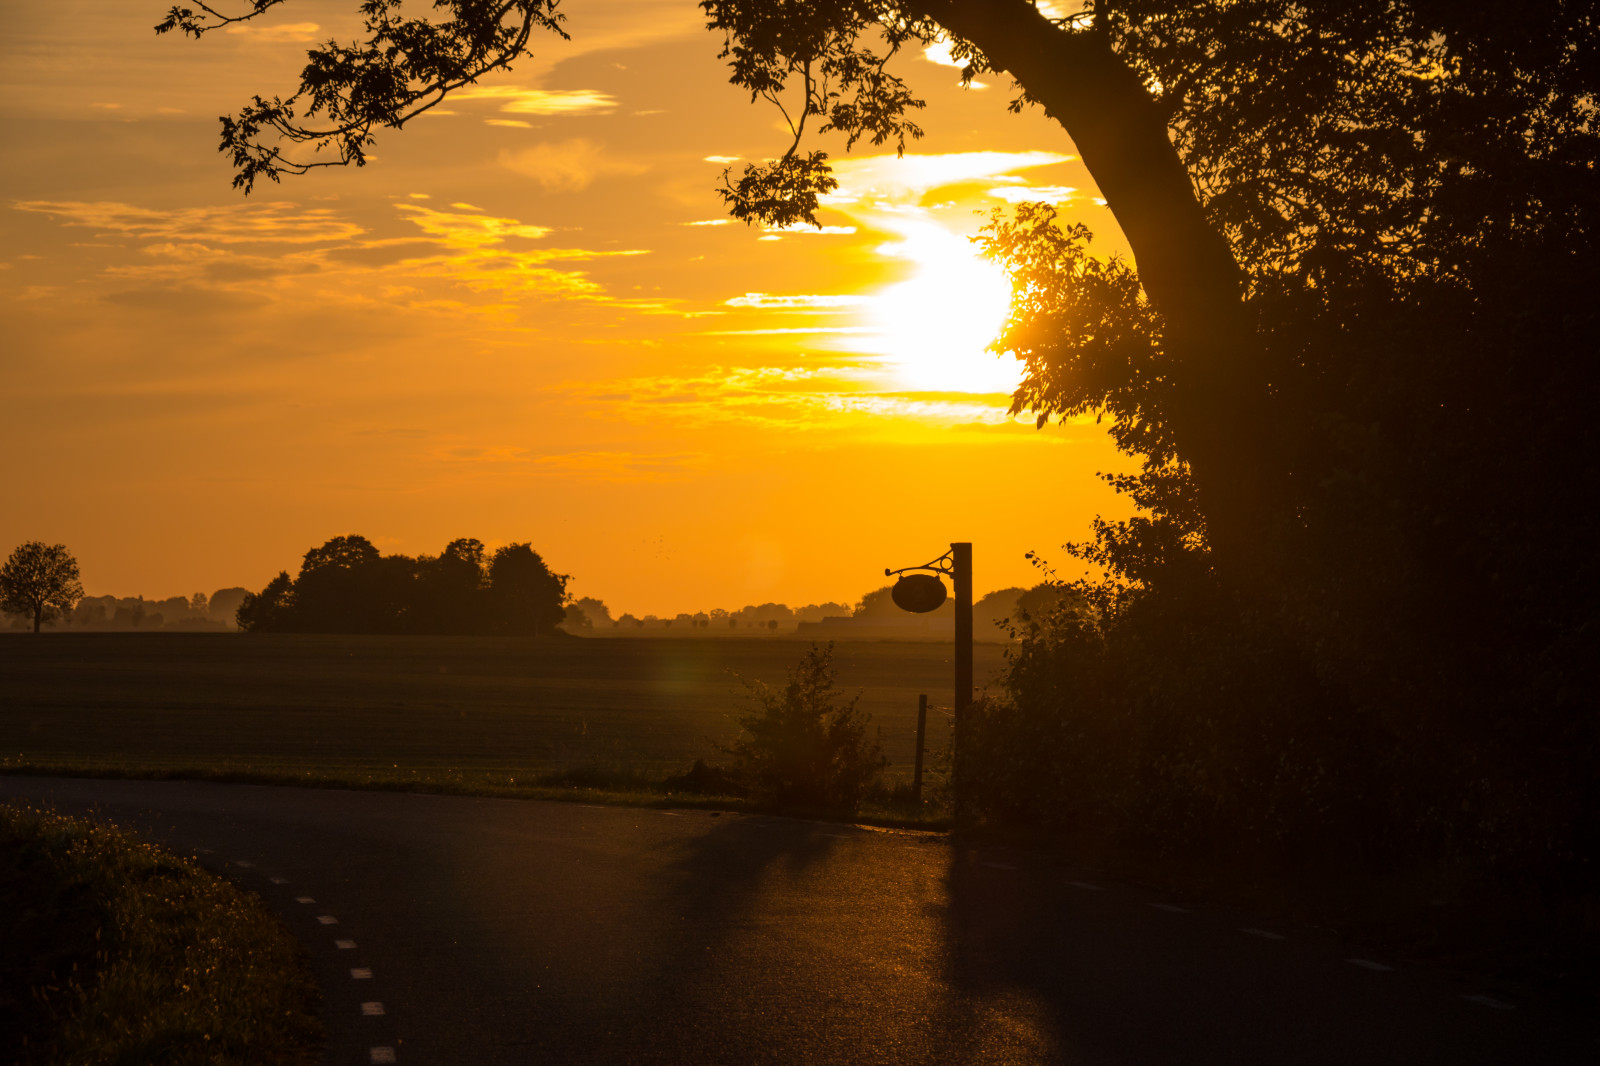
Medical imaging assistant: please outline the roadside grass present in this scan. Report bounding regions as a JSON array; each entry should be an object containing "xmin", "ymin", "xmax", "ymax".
[
  {"xmin": 0, "ymin": 803, "xmax": 321, "ymax": 1065},
  {"xmin": 0, "ymin": 633, "xmax": 984, "ymax": 829},
  {"xmin": 0, "ymin": 758, "xmax": 952, "ymax": 832}
]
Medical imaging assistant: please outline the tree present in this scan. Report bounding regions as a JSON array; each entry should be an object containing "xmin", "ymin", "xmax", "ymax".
[
  {"xmin": 236, "ymin": 570, "xmax": 295, "ymax": 632},
  {"xmin": 723, "ymin": 643, "xmax": 887, "ymax": 812},
  {"xmin": 0, "ymin": 542, "xmax": 84, "ymax": 633},
  {"xmin": 159, "ymin": 2, "xmax": 1599, "ymax": 884},
  {"xmin": 487, "ymin": 543, "xmax": 569, "ymax": 636}
]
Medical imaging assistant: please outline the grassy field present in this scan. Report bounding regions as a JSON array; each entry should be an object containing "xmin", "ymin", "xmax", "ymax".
[{"xmin": 0, "ymin": 633, "xmax": 1008, "ymax": 801}]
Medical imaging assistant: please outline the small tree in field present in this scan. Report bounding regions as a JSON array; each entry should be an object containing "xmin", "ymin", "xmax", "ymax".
[
  {"xmin": 724, "ymin": 643, "xmax": 887, "ymax": 813},
  {"xmin": 0, "ymin": 542, "xmax": 84, "ymax": 633}
]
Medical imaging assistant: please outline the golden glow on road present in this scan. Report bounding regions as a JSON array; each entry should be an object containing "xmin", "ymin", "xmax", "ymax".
[{"xmin": 866, "ymin": 223, "xmax": 1022, "ymax": 394}]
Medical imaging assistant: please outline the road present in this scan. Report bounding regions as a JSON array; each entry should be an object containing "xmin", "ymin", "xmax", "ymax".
[{"xmin": 2, "ymin": 777, "xmax": 1591, "ymax": 1065}]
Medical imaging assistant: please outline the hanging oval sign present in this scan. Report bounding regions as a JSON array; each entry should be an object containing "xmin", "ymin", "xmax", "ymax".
[{"xmin": 892, "ymin": 573, "xmax": 948, "ymax": 614}]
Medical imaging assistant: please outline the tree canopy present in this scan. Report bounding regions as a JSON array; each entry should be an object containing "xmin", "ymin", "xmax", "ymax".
[
  {"xmin": 0, "ymin": 542, "xmax": 85, "ymax": 634},
  {"xmin": 164, "ymin": 2, "xmax": 1600, "ymax": 892},
  {"xmin": 236, "ymin": 534, "xmax": 570, "ymax": 635}
]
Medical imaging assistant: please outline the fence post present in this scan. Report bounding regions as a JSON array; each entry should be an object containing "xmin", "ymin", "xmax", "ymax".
[{"xmin": 913, "ymin": 693, "xmax": 928, "ymax": 805}]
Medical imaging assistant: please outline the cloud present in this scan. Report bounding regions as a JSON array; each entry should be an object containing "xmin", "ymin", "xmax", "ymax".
[
  {"xmin": 987, "ymin": 185, "xmax": 1079, "ymax": 204},
  {"xmin": 392, "ymin": 204, "xmax": 552, "ymax": 247},
  {"xmin": 452, "ymin": 87, "xmax": 618, "ymax": 115},
  {"xmin": 703, "ymin": 155, "xmax": 741, "ymax": 164},
  {"xmin": 485, "ymin": 119, "xmax": 536, "ymax": 129},
  {"xmin": 12, "ymin": 201, "xmax": 365, "ymax": 244},
  {"xmin": 563, "ymin": 367, "xmax": 1014, "ymax": 430},
  {"xmin": 828, "ymin": 151, "xmax": 1075, "ymax": 201},
  {"xmin": 763, "ymin": 224, "xmax": 858, "ymax": 236},
  {"xmin": 725, "ymin": 293, "xmax": 869, "ymax": 309},
  {"xmin": 498, "ymin": 140, "xmax": 648, "ymax": 192},
  {"xmin": 222, "ymin": 22, "xmax": 322, "ymax": 43},
  {"xmin": 682, "ymin": 219, "xmax": 732, "ymax": 227}
]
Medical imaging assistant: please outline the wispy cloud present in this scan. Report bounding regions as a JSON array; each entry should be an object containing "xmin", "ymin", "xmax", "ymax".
[
  {"xmin": 12, "ymin": 201, "xmax": 365, "ymax": 244},
  {"xmin": 498, "ymin": 140, "xmax": 648, "ymax": 191},
  {"xmin": 724, "ymin": 293, "xmax": 869, "ymax": 309},
  {"xmin": 988, "ymin": 185, "xmax": 1079, "ymax": 204},
  {"xmin": 563, "ymin": 367, "xmax": 1014, "ymax": 430},
  {"xmin": 452, "ymin": 86, "xmax": 619, "ymax": 115},
  {"xmin": 222, "ymin": 22, "xmax": 322, "ymax": 43},
  {"xmin": 826, "ymin": 151, "xmax": 1074, "ymax": 203}
]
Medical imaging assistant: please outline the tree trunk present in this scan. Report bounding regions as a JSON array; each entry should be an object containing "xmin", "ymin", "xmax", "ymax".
[
  {"xmin": 916, "ymin": 0, "xmax": 1278, "ymax": 563},
  {"xmin": 32, "ymin": 604, "xmax": 42, "ymax": 633}
]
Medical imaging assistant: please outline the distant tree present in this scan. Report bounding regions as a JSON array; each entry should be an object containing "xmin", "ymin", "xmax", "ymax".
[
  {"xmin": 723, "ymin": 643, "xmax": 887, "ymax": 813},
  {"xmin": 0, "ymin": 542, "xmax": 84, "ymax": 633},
  {"xmin": 561, "ymin": 603, "xmax": 593, "ymax": 632},
  {"xmin": 487, "ymin": 543, "xmax": 568, "ymax": 637},
  {"xmin": 571, "ymin": 596, "xmax": 613, "ymax": 628},
  {"xmin": 207, "ymin": 587, "xmax": 250, "ymax": 625},
  {"xmin": 616, "ymin": 613, "xmax": 641, "ymax": 628},
  {"xmin": 189, "ymin": 592, "xmax": 209, "ymax": 614},
  {"xmin": 674, "ymin": 612, "xmax": 695, "ymax": 629},
  {"xmin": 236, "ymin": 571, "xmax": 295, "ymax": 632},
  {"xmin": 710, "ymin": 608, "xmax": 730, "ymax": 627}
]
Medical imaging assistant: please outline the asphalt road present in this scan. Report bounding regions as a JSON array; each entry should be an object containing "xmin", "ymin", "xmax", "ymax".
[{"xmin": 3, "ymin": 777, "xmax": 1591, "ymax": 1066}]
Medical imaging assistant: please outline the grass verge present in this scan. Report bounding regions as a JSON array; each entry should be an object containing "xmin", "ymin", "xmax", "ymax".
[
  {"xmin": 0, "ymin": 759, "xmax": 951, "ymax": 832},
  {"xmin": 0, "ymin": 803, "xmax": 322, "ymax": 1065}
]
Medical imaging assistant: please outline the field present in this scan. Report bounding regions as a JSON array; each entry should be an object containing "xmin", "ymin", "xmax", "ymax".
[{"xmin": 0, "ymin": 633, "xmax": 1009, "ymax": 798}]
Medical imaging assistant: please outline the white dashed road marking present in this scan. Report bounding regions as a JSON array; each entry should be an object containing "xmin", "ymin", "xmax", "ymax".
[
  {"xmin": 270, "ymin": 877, "xmax": 288, "ymax": 885},
  {"xmin": 361, "ymin": 1002, "xmax": 386, "ymax": 1016},
  {"xmin": 234, "ymin": 860, "xmax": 254, "ymax": 868},
  {"xmin": 1348, "ymin": 958, "xmax": 1393, "ymax": 972},
  {"xmin": 370, "ymin": 1047, "xmax": 396, "ymax": 1064},
  {"xmin": 336, "ymin": 939, "xmax": 358, "ymax": 950},
  {"xmin": 1242, "ymin": 928, "xmax": 1286, "ymax": 940},
  {"xmin": 295, "ymin": 896, "xmax": 315, "ymax": 904},
  {"xmin": 1463, "ymin": 994, "xmax": 1515, "ymax": 1010},
  {"xmin": 318, "ymin": 915, "xmax": 339, "ymax": 925},
  {"xmin": 351, "ymin": 968, "xmax": 374, "ymax": 980},
  {"xmin": 1149, "ymin": 903, "xmax": 1188, "ymax": 913}
]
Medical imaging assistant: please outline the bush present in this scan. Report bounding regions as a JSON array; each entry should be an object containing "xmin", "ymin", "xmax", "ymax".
[{"xmin": 723, "ymin": 643, "xmax": 888, "ymax": 813}]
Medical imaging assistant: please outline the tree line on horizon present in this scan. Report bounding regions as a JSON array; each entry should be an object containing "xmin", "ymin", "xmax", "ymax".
[
  {"xmin": 563, "ymin": 584, "xmax": 1066, "ymax": 641},
  {"xmin": 236, "ymin": 535, "xmax": 568, "ymax": 636}
]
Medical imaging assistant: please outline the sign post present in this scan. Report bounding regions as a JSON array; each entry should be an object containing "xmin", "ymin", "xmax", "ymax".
[{"xmin": 886, "ymin": 542, "xmax": 974, "ymax": 722}]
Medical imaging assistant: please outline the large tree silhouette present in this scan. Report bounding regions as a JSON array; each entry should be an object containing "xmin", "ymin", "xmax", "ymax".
[
  {"xmin": 0, "ymin": 542, "xmax": 85, "ymax": 633},
  {"xmin": 160, "ymin": 3, "xmax": 1598, "ymax": 881}
]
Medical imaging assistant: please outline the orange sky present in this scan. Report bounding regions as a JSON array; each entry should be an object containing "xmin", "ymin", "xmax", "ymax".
[{"xmin": 0, "ymin": 1, "xmax": 1137, "ymax": 616}]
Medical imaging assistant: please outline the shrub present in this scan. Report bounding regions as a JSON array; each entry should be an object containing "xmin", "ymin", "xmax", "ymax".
[{"xmin": 724, "ymin": 643, "xmax": 888, "ymax": 813}]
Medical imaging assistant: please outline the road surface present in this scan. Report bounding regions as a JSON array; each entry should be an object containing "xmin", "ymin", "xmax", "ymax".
[{"xmin": 2, "ymin": 777, "xmax": 1590, "ymax": 1065}]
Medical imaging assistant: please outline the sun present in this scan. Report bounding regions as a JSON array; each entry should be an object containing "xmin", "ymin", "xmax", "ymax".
[{"xmin": 865, "ymin": 224, "xmax": 1023, "ymax": 394}]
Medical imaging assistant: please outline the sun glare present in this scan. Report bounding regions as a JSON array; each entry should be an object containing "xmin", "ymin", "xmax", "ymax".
[{"xmin": 866, "ymin": 226, "xmax": 1022, "ymax": 394}]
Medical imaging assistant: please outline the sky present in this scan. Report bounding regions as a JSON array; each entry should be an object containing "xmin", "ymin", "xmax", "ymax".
[{"xmin": 0, "ymin": 0, "xmax": 1137, "ymax": 617}]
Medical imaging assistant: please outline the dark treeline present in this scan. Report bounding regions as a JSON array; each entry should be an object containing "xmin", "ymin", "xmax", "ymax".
[
  {"xmin": 561, "ymin": 585, "xmax": 1063, "ymax": 640},
  {"xmin": 238, "ymin": 535, "xmax": 567, "ymax": 636}
]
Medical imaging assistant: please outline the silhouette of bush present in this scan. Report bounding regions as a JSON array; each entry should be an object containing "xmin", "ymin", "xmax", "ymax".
[{"xmin": 723, "ymin": 643, "xmax": 887, "ymax": 813}]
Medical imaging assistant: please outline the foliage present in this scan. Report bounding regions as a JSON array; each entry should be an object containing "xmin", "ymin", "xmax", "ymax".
[
  {"xmin": 723, "ymin": 643, "xmax": 887, "ymax": 812},
  {"xmin": 235, "ymin": 534, "xmax": 569, "ymax": 635},
  {"xmin": 0, "ymin": 804, "xmax": 320, "ymax": 1065},
  {"xmin": 0, "ymin": 541, "xmax": 85, "ymax": 634},
  {"xmin": 162, "ymin": 3, "xmax": 1600, "ymax": 893}
]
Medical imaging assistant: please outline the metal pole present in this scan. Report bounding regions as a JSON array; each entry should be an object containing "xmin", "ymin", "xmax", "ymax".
[
  {"xmin": 952, "ymin": 541, "xmax": 972, "ymax": 721},
  {"xmin": 913, "ymin": 693, "xmax": 928, "ymax": 805}
]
